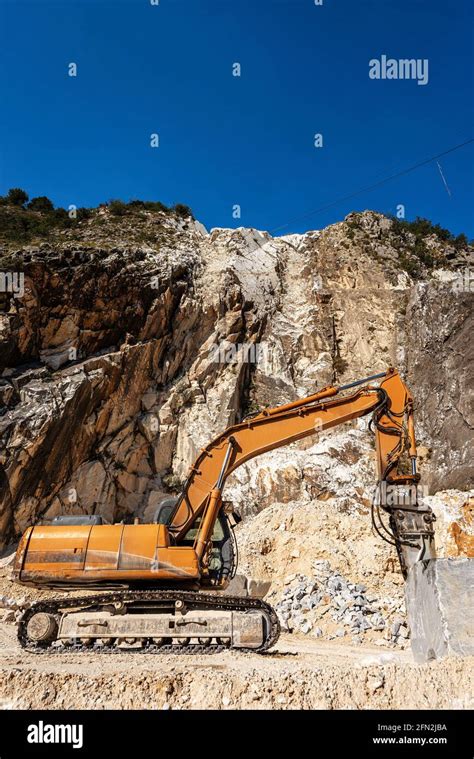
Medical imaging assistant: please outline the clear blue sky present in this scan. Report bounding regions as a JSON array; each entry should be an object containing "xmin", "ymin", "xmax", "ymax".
[{"xmin": 0, "ymin": 0, "xmax": 473, "ymax": 236}]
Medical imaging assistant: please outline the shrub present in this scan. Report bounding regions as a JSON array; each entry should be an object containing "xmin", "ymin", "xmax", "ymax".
[
  {"xmin": 172, "ymin": 203, "xmax": 194, "ymax": 219},
  {"xmin": 390, "ymin": 215, "xmax": 469, "ymax": 251},
  {"xmin": 333, "ymin": 356, "xmax": 349, "ymax": 375},
  {"xmin": 454, "ymin": 232, "xmax": 468, "ymax": 248},
  {"xmin": 76, "ymin": 207, "xmax": 93, "ymax": 221},
  {"xmin": 385, "ymin": 214, "xmax": 472, "ymax": 275},
  {"xmin": 0, "ymin": 190, "xmax": 196, "ymax": 242},
  {"xmin": 142, "ymin": 200, "xmax": 169, "ymax": 213},
  {"xmin": 27, "ymin": 196, "xmax": 54, "ymax": 213},
  {"xmin": 0, "ymin": 207, "xmax": 29, "ymax": 239},
  {"xmin": 108, "ymin": 199, "xmax": 128, "ymax": 216},
  {"xmin": 5, "ymin": 188, "xmax": 29, "ymax": 207},
  {"xmin": 0, "ymin": 204, "xmax": 73, "ymax": 242},
  {"xmin": 52, "ymin": 207, "xmax": 70, "ymax": 223}
]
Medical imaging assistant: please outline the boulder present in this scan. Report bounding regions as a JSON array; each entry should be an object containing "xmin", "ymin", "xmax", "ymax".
[{"xmin": 405, "ymin": 557, "xmax": 474, "ymax": 663}]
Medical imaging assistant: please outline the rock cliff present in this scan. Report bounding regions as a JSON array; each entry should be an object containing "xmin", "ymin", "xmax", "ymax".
[{"xmin": 0, "ymin": 208, "xmax": 472, "ymax": 565}]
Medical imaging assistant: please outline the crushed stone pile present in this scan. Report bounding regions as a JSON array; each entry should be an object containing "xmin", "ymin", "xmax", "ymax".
[{"xmin": 274, "ymin": 560, "xmax": 409, "ymax": 647}]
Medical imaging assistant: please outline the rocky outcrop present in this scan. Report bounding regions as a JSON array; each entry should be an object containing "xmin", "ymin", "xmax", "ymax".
[
  {"xmin": 405, "ymin": 283, "xmax": 474, "ymax": 491},
  {"xmin": 0, "ymin": 209, "xmax": 472, "ymax": 551}
]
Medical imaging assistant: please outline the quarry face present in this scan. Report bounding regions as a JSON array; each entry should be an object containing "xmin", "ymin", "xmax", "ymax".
[{"xmin": 0, "ymin": 207, "xmax": 472, "ymax": 708}]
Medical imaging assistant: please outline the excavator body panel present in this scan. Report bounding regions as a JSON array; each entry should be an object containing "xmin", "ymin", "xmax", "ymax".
[{"xmin": 14, "ymin": 524, "xmax": 200, "ymax": 585}]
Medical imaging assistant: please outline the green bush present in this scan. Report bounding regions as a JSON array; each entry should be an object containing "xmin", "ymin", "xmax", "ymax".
[
  {"xmin": 76, "ymin": 207, "xmax": 93, "ymax": 221},
  {"xmin": 108, "ymin": 199, "xmax": 128, "ymax": 216},
  {"xmin": 0, "ymin": 189, "xmax": 194, "ymax": 242},
  {"xmin": 0, "ymin": 207, "xmax": 29, "ymax": 239},
  {"xmin": 5, "ymin": 188, "xmax": 29, "ymax": 207},
  {"xmin": 398, "ymin": 252, "xmax": 420, "ymax": 278},
  {"xmin": 52, "ymin": 208, "xmax": 70, "ymax": 223},
  {"xmin": 382, "ymin": 215, "xmax": 472, "ymax": 277},
  {"xmin": 0, "ymin": 206, "xmax": 72, "ymax": 242},
  {"xmin": 454, "ymin": 232, "xmax": 468, "ymax": 248},
  {"xmin": 390, "ymin": 215, "xmax": 469, "ymax": 251},
  {"xmin": 172, "ymin": 203, "xmax": 194, "ymax": 219},
  {"xmin": 142, "ymin": 200, "xmax": 169, "ymax": 213},
  {"xmin": 27, "ymin": 196, "xmax": 54, "ymax": 213}
]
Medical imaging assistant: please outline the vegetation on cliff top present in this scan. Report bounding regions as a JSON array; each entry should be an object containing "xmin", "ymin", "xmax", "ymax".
[
  {"xmin": 0, "ymin": 188, "xmax": 194, "ymax": 244},
  {"xmin": 0, "ymin": 190, "xmax": 471, "ymax": 278},
  {"xmin": 345, "ymin": 211, "xmax": 471, "ymax": 278}
]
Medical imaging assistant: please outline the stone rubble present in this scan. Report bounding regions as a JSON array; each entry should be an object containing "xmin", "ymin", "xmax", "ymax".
[
  {"xmin": 0, "ymin": 594, "xmax": 30, "ymax": 623},
  {"xmin": 274, "ymin": 560, "xmax": 409, "ymax": 646}
]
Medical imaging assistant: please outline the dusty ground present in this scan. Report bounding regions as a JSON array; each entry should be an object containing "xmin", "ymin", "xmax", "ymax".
[{"xmin": 0, "ymin": 621, "xmax": 472, "ymax": 710}]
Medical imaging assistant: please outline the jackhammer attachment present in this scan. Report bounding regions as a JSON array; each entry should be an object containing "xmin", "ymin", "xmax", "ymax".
[
  {"xmin": 388, "ymin": 502, "xmax": 437, "ymax": 578},
  {"xmin": 387, "ymin": 499, "xmax": 472, "ymax": 663}
]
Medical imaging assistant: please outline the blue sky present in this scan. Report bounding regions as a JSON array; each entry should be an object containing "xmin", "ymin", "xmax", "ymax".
[{"xmin": 0, "ymin": 0, "xmax": 473, "ymax": 236}]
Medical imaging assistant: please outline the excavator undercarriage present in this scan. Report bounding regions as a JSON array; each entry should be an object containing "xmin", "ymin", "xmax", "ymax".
[{"xmin": 18, "ymin": 591, "xmax": 279, "ymax": 654}]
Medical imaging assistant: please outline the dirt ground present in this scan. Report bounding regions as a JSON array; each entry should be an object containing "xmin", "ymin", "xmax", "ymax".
[{"xmin": 0, "ymin": 612, "xmax": 472, "ymax": 710}]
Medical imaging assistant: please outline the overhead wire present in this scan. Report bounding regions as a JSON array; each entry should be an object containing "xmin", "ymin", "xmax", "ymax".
[{"xmin": 270, "ymin": 137, "xmax": 474, "ymax": 234}]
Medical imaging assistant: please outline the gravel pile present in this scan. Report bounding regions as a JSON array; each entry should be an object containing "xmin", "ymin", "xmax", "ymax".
[{"xmin": 275, "ymin": 560, "xmax": 409, "ymax": 645}]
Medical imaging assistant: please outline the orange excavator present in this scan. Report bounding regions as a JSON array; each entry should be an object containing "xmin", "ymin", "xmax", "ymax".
[{"xmin": 13, "ymin": 367, "xmax": 436, "ymax": 653}]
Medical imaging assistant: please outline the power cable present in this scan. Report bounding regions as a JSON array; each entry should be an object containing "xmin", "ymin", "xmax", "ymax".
[{"xmin": 270, "ymin": 137, "xmax": 474, "ymax": 234}]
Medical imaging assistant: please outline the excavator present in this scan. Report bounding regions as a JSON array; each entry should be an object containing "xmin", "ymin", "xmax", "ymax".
[{"xmin": 13, "ymin": 367, "xmax": 436, "ymax": 653}]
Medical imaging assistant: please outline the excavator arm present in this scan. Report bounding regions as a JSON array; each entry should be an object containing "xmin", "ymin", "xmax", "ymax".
[{"xmin": 169, "ymin": 367, "xmax": 435, "ymax": 577}]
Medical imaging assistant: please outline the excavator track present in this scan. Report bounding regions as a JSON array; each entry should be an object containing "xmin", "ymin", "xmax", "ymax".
[{"xmin": 18, "ymin": 590, "xmax": 280, "ymax": 655}]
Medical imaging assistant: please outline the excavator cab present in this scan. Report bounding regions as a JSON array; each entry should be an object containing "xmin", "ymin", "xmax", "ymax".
[
  {"xmin": 151, "ymin": 493, "xmax": 237, "ymax": 586},
  {"xmin": 181, "ymin": 511, "xmax": 236, "ymax": 586},
  {"xmin": 152, "ymin": 497, "xmax": 179, "ymax": 526}
]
